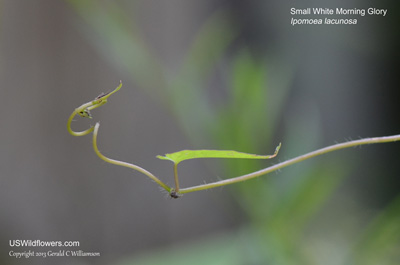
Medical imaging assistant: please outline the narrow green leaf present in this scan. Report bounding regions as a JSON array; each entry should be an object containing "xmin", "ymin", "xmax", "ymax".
[{"xmin": 157, "ymin": 143, "xmax": 281, "ymax": 165}]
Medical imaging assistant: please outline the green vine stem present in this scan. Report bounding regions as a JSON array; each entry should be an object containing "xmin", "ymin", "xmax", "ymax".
[
  {"xmin": 92, "ymin": 123, "xmax": 171, "ymax": 192},
  {"xmin": 68, "ymin": 82, "xmax": 400, "ymax": 198},
  {"xmin": 177, "ymin": 134, "xmax": 400, "ymax": 195},
  {"xmin": 173, "ymin": 163, "xmax": 180, "ymax": 193},
  {"xmin": 67, "ymin": 81, "xmax": 171, "ymax": 193}
]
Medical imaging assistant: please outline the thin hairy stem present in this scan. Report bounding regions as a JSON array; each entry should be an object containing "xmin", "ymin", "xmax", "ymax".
[
  {"xmin": 92, "ymin": 123, "xmax": 171, "ymax": 192},
  {"xmin": 178, "ymin": 134, "xmax": 400, "ymax": 194}
]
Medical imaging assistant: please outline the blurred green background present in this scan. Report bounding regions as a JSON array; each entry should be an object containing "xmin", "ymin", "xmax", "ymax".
[{"xmin": 0, "ymin": 1, "xmax": 399, "ymax": 265}]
